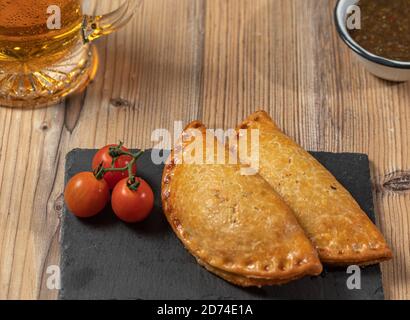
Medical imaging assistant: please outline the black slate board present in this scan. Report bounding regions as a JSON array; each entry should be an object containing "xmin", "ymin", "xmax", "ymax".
[{"xmin": 60, "ymin": 149, "xmax": 384, "ymax": 300}]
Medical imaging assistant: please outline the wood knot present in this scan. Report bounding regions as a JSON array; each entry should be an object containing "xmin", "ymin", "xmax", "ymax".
[
  {"xmin": 110, "ymin": 97, "xmax": 132, "ymax": 108},
  {"xmin": 54, "ymin": 194, "xmax": 65, "ymax": 217},
  {"xmin": 383, "ymin": 171, "xmax": 410, "ymax": 192},
  {"xmin": 40, "ymin": 121, "xmax": 49, "ymax": 131}
]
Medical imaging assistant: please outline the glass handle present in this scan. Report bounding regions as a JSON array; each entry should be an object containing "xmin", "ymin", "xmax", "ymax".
[{"xmin": 82, "ymin": 0, "xmax": 141, "ymax": 43}]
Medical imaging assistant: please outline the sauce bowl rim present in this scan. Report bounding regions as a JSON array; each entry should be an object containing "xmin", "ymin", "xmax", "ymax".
[{"xmin": 334, "ymin": 0, "xmax": 410, "ymax": 70}]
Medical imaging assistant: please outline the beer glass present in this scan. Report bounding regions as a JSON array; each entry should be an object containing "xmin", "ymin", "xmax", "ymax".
[{"xmin": 0, "ymin": 0, "xmax": 141, "ymax": 108}]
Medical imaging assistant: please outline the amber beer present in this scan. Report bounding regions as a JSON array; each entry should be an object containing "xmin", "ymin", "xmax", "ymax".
[
  {"xmin": 0, "ymin": 0, "xmax": 83, "ymax": 63},
  {"xmin": 0, "ymin": 0, "xmax": 138, "ymax": 108}
]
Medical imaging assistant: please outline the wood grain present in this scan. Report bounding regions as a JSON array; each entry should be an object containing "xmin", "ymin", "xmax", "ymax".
[{"xmin": 0, "ymin": 0, "xmax": 409, "ymax": 300}]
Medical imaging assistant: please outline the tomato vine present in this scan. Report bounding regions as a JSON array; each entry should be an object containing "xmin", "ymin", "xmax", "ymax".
[{"xmin": 93, "ymin": 142, "xmax": 144, "ymax": 191}]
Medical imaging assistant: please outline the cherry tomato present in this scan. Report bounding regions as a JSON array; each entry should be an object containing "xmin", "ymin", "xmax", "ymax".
[
  {"xmin": 92, "ymin": 144, "xmax": 137, "ymax": 190},
  {"xmin": 64, "ymin": 172, "xmax": 110, "ymax": 218},
  {"xmin": 111, "ymin": 178, "xmax": 154, "ymax": 223}
]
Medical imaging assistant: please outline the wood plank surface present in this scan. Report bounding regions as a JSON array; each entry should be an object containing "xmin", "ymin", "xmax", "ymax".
[{"xmin": 0, "ymin": 0, "xmax": 409, "ymax": 300}]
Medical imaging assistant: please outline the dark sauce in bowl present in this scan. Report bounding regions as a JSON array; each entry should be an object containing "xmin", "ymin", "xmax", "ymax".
[{"xmin": 348, "ymin": 0, "xmax": 410, "ymax": 62}]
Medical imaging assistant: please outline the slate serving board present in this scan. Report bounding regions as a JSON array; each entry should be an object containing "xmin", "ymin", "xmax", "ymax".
[{"xmin": 60, "ymin": 149, "xmax": 384, "ymax": 300}]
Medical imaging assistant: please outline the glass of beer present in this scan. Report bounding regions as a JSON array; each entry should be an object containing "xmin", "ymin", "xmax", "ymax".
[{"xmin": 0, "ymin": 0, "xmax": 141, "ymax": 108}]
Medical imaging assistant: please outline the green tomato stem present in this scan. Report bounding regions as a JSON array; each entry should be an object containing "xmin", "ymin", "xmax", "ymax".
[
  {"xmin": 127, "ymin": 179, "xmax": 141, "ymax": 191},
  {"xmin": 94, "ymin": 144, "xmax": 145, "ymax": 188},
  {"xmin": 94, "ymin": 162, "xmax": 106, "ymax": 180}
]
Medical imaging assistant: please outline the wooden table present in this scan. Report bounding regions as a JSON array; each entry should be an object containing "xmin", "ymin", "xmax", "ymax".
[{"xmin": 0, "ymin": 0, "xmax": 409, "ymax": 300}]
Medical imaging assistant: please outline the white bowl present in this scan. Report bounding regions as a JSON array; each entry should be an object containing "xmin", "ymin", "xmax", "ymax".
[{"xmin": 334, "ymin": 0, "xmax": 410, "ymax": 82}]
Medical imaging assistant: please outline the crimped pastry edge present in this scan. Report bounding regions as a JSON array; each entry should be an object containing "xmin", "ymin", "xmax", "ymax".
[
  {"xmin": 161, "ymin": 120, "xmax": 323, "ymax": 283},
  {"xmin": 236, "ymin": 110, "xmax": 393, "ymax": 266},
  {"xmin": 197, "ymin": 258, "xmax": 319, "ymax": 287}
]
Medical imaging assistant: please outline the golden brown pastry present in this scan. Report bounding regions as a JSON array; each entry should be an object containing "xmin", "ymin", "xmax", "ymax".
[
  {"xmin": 161, "ymin": 121, "xmax": 322, "ymax": 286},
  {"xmin": 235, "ymin": 111, "xmax": 392, "ymax": 266},
  {"xmin": 198, "ymin": 260, "xmax": 315, "ymax": 287}
]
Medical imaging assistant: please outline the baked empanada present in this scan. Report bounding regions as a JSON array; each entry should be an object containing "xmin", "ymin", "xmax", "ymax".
[
  {"xmin": 235, "ymin": 111, "xmax": 392, "ymax": 266},
  {"xmin": 198, "ymin": 259, "xmax": 315, "ymax": 287},
  {"xmin": 161, "ymin": 121, "xmax": 322, "ymax": 286}
]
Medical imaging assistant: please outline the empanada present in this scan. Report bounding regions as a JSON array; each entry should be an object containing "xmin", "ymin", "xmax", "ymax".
[
  {"xmin": 198, "ymin": 260, "xmax": 314, "ymax": 287},
  {"xmin": 161, "ymin": 121, "xmax": 322, "ymax": 286},
  {"xmin": 235, "ymin": 111, "xmax": 392, "ymax": 266}
]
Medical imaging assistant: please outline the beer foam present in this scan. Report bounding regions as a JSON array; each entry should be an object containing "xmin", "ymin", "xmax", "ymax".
[{"xmin": 0, "ymin": 0, "xmax": 81, "ymax": 28}]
